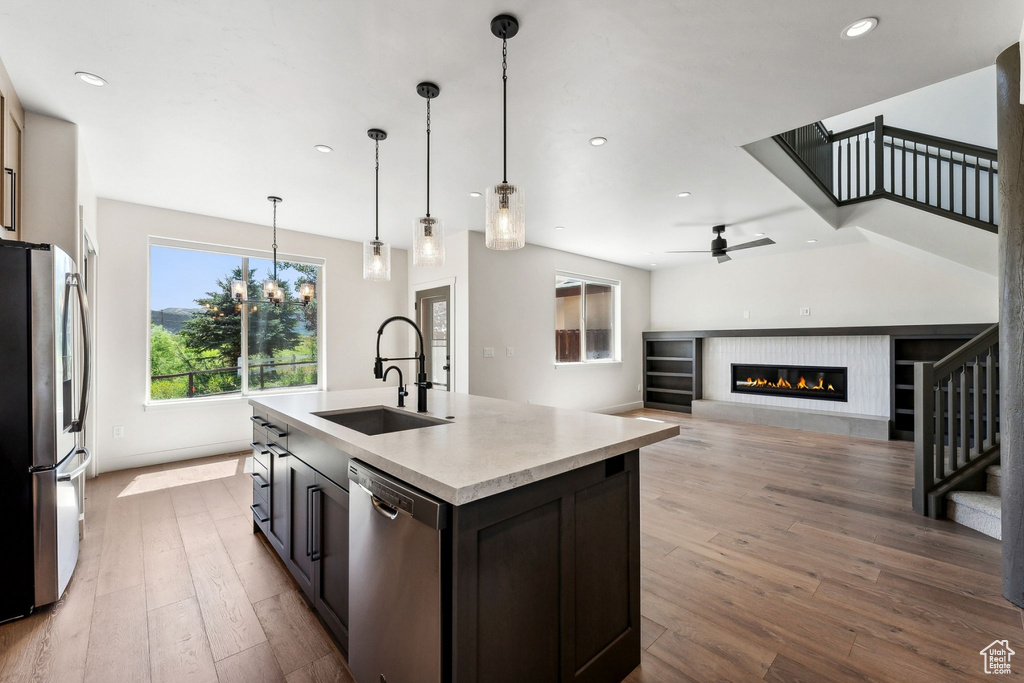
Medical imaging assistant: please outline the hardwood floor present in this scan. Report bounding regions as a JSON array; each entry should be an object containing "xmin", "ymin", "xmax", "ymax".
[
  {"xmin": 0, "ymin": 412, "xmax": 1018, "ymax": 682},
  {"xmin": 623, "ymin": 409, "xmax": 1022, "ymax": 682},
  {"xmin": 0, "ymin": 452, "xmax": 353, "ymax": 683}
]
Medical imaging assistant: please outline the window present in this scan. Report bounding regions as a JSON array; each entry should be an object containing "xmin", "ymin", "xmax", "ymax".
[
  {"xmin": 555, "ymin": 272, "xmax": 619, "ymax": 363},
  {"xmin": 149, "ymin": 240, "xmax": 322, "ymax": 402}
]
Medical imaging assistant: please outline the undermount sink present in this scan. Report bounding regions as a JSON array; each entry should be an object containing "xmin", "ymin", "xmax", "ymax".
[{"xmin": 313, "ymin": 406, "xmax": 450, "ymax": 436}]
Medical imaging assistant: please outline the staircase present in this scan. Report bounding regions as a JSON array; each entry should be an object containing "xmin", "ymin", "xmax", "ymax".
[
  {"xmin": 774, "ymin": 116, "xmax": 999, "ymax": 232},
  {"xmin": 948, "ymin": 466, "xmax": 1001, "ymax": 539},
  {"xmin": 912, "ymin": 324, "xmax": 1001, "ymax": 537}
]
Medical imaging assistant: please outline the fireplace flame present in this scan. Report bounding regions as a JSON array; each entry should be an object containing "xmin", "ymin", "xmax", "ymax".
[{"xmin": 744, "ymin": 375, "xmax": 836, "ymax": 392}]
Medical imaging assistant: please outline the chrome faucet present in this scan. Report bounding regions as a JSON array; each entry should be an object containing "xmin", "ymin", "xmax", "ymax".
[
  {"xmin": 382, "ymin": 365, "xmax": 408, "ymax": 408},
  {"xmin": 375, "ymin": 316, "xmax": 432, "ymax": 412}
]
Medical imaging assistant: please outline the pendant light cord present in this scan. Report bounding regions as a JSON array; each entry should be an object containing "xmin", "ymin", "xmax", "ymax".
[
  {"xmin": 374, "ymin": 140, "xmax": 380, "ymax": 241},
  {"xmin": 271, "ymin": 198, "xmax": 278, "ymax": 280},
  {"xmin": 502, "ymin": 36, "xmax": 508, "ymax": 184},
  {"xmin": 426, "ymin": 98, "xmax": 431, "ymax": 217}
]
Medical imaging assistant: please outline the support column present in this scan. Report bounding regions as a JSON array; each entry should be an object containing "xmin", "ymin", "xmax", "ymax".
[{"xmin": 997, "ymin": 44, "xmax": 1024, "ymax": 607}]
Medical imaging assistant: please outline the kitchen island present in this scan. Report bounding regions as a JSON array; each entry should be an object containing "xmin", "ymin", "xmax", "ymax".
[{"xmin": 249, "ymin": 388, "xmax": 678, "ymax": 683}]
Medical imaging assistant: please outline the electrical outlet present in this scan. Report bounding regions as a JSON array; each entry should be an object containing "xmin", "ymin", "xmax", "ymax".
[
  {"xmin": 483, "ymin": 347, "xmax": 495, "ymax": 358},
  {"xmin": 637, "ymin": 383, "xmax": 642, "ymax": 392},
  {"xmin": 506, "ymin": 346, "xmax": 515, "ymax": 357},
  {"xmin": 799, "ymin": 307, "xmax": 811, "ymax": 316},
  {"xmin": 113, "ymin": 425, "xmax": 125, "ymax": 439}
]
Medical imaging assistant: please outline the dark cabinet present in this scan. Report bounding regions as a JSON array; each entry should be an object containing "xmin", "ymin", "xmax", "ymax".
[
  {"xmin": 285, "ymin": 455, "xmax": 316, "ymax": 599},
  {"xmin": 266, "ymin": 443, "xmax": 289, "ymax": 553},
  {"xmin": 312, "ymin": 473, "xmax": 349, "ymax": 655}
]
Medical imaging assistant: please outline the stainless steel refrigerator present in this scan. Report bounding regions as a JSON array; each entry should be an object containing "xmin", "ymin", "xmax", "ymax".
[{"xmin": 0, "ymin": 240, "xmax": 91, "ymax": 623}]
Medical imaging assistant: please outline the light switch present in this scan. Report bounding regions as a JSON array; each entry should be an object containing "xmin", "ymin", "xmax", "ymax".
[
  {"xmin": 506, "ymin": 346, "xmax": 515, "ymax": 357},
  {"xmin": 743, "ymin": 310, "xmax": 750, "ymax": 319},
  {"xmin": 799, "ymin": 307, "xmax": 811, "ymax": 316},
  {"xmin": 484, "ymin": 347, "xmax": 495, "ymax": 358}
]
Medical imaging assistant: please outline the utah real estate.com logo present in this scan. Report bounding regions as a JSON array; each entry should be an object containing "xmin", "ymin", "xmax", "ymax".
[{"xmin": 980, "ymin": 640, "xmax": 1015, "ymax": 675}]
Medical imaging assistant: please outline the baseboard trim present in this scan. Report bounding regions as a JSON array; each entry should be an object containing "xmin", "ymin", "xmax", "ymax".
[{"xmin": 97, "ymin": 439, "xmax": 251, "ymax": 474}]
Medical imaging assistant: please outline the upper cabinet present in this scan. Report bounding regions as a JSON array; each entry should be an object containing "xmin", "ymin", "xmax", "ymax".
[{"xmin": 0, "ymin": 58, "xmax": 24, "ymax": 241}]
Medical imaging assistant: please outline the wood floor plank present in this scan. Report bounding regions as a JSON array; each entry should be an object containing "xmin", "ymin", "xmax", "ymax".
[
  {"xmin": 640, "ymin": 616, "xmax": 667, "ymax": 651},
  {"xmin": 285, "ymin": 653, "xmax": 355, "ymax": 683},
  {"xmin": 198, "ymin": 478, "xmax": 245, "ymax": 521},
  {"xmin": 178, "ymin": 511, "xmax": 227, "ymax": 559},
  {"xmin": 235, "ymin": 551, "xmax": 293, "ymax": 604},
  {"xmin": 145, "ymin": 546, "xmax": 195, "ymax": 611},
  {"xmin": 83, "ymin": 584, "xmax": 150, "ymax": 683},
  {"xmin": 253, "ymin": 590, "xmax": 333, "ymax": 675},
  {"xmin": 188, "ymin": 548, "xmax": 267, "ymax": 661},
  {"xmin": 215, "ymin": 642, "xmax": 286, "ymax": 683},
  {"xmin": 646, "ymin": 628, "xmax": 766, "ymax": 683},
  {"xmin": 147, "ymin": 596, "xmax": 218, "ymax": 683},
  {"xmin": 94, "ymin": 493, "xmax": 144, "ymax": 597},
  {"xmin": 216, "ymin": 513, "xmax": 267, "ymax": 565},
  {"xmin": 169, "ymin": 484, "xmax": 207, "ymax": 518}
]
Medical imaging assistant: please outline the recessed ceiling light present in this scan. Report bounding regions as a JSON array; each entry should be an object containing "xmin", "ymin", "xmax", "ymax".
[
  {"xmin": 314, "ymin": 144, "xmax": 333, "ymax": 153},
  {"xmin": 754, "ymin": 232, "xmax": 765, "ymax": 237},
  {"xmin": 807, "ymin": 239, "xmax": 818, "ymax": 243},
  {"xmin": 841, "ymin": 17, "xmax": 877, "ymax": 39},
  {"xmin": 75, "ymin": 71, "xmax": 106, "ymax": 87},
  {"xmin": 469, "ymin": 191, "xmax": 482, "ymax": 198},
  {"xmin": 677, "ymin": 191, "xmax": 691, "ymax": 198},
  {"xmin": 644, "ymin": 252, "xmax": 653, "ymax": 255},
  {"xmin": 589, "ymin": 137, "xmax": 607, "ymax": 146},
  {"xmin": 650, "ymin": 263, "xmax": 658, "ymax": 267},
  {"xmin": 554, "ymin": 225, "xmax": 565, "ymax": 231}
]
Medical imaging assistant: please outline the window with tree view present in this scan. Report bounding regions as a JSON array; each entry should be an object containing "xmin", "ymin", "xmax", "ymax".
[
  {"xmin": 149, "ymin": 243, "xmax": 321, "ymax": 401},
  {"xmin": 555, "ymin": 272, "xmax": 619, "ymax": 363}
]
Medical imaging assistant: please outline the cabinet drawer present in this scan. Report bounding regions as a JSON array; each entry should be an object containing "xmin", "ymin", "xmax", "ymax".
[
  {"xmin": 253, "ymin": 475, "xmax": 269, "ymax": 507},
  {"xmin": 251, "ymin": 497, "xmax": 270, "ymax": 527},
  {"xmin": 252, "ymin": 457, "xmax": 269, "ymax": 487},
  {"xmin": 250, "ymin": 440, "xmax": 270, "ymax": 471}
]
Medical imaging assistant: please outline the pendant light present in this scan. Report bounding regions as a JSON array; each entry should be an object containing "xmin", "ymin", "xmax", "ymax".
[
  {"xmin": 413, "ymin": 82, "xmax": 445, "ymax": 267},
  {"xmin": 485, "ymin": 14, "xmax": 525, "ymax": 251},
  {"xmin": 363, "ymin": 128, "xmax": 392, "ymax": 281},
  {"xmin": 231, "ymin": 196, "xmax": 314, "ymax": 307}
]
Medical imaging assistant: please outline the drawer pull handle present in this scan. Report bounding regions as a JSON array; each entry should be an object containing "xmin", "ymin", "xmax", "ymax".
[
  {"xmin": 250, "ymin": 504, "xmax": 269, "ymax": 523},
  {"xmin": 250, "ymin": 415, "xmax": 269, "ymax": 427},
  {"xmin": 252, "ymin": 472, "xmax": 269, "ymax": 488},
  {"xmin": 268, "ymin": 443, "xmax": 290, "ymax": 457},
  {"xmin": 250, "ymin": 441, "xmax": 270, "ymax": 455},
  {"xmin": 265, "ymin": 423, "xmax": 288, "ymax": 438}
]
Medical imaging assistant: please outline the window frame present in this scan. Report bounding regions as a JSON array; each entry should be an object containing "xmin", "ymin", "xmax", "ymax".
[
  {"xmin": 554, "ymin": 270, "xmax": 621, "ymax": 365},
  {"xmin": 146, "ymin": 236, "xmax": 326, "ymax": 405}
]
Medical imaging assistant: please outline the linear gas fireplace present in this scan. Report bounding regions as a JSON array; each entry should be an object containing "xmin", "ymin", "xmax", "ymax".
[{"xmin": 731, "ymin": 363, "xmax": 848, "ymax": 403}]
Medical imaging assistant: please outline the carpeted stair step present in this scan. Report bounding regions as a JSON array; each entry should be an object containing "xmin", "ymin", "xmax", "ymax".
[
  {"xmin": 947, "ymin": 490, "xmax": 1001, "ymax": 539},
  {"xmin": 987, "ymin": 465, "xmax": 1002, "ymax": 496}
]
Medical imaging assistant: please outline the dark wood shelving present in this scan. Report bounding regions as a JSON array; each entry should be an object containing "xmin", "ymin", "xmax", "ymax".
[
  {"xmin": 891, "ymin": 334, "xmax": 979, "ymax": 442},
  {"xmin": 643, "ymin": 333, "xmax": 702, "ymax": 413}
]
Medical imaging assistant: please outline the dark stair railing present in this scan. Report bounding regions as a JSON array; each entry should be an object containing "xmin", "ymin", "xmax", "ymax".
[
  {"xmin": 912, "ymin": 324, "xmax": 1000, "ymax": 518},
  {"xmin": 775, "ymin": 115, "xmax": 999, "ymax": 232}
]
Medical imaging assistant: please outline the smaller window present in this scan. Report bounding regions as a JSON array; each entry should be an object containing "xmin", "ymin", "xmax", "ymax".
[{"xmin": 555, "ymin": 272, "xmax": 620, "ymax": 363}]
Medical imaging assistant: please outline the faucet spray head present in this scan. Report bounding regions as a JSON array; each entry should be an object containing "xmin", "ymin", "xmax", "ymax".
[{"xmin": 374, "ymin": 357, "xmax": 383, "ymax": 379}]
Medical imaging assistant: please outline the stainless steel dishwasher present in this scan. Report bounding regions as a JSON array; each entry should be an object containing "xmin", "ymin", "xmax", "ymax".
[{"xmin": 348, "ymin": 460, "xmax": 448, "ymax": 683}]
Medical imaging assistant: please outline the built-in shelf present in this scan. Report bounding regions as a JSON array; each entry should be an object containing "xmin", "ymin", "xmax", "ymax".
[{"xmin": 642, "ymin": 333, "xmax": 702, "ymax": 413}]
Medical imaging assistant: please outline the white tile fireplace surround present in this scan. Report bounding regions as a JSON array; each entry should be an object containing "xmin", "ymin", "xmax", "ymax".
[{"xmin": 703, "ymin": 336, "xmax": 891, "ymax": 417}]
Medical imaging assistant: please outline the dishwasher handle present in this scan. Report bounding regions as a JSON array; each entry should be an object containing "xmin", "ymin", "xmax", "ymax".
[{"xmin": 357, "ymin": 482, "xmax": 399, "ymax": 520}]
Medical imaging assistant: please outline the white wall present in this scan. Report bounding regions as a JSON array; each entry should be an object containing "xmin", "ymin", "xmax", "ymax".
[
  {"xmin": 467, "ymin": 231, "xmax": 649, "ymax": 413},
  {"xmin": 95, "ymin": 200, "xmax": 408, "ymax": 472},
  {"xmin": 408, "ymin": 230, "xmax": 470, "ymax": 394},
  {"xmin": 22, "ymin": 112, "xmax": 79, "ymax": 260},
  {"xmin": 651, "ymin": 240, "xmax": 997, "ymax": 331}
]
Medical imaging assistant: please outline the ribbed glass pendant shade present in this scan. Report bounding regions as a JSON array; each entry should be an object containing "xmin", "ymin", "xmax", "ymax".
[
  {"xmin": 413, "ymin": 217, "xmax": 445, "ymax": 267},
  {"xmin": 363, "ymin": 240, "xmax": 391, "ymax": 281},
  {"xmin": 485, "ymin": 182, "xmax": 525, "ymax": 250}
]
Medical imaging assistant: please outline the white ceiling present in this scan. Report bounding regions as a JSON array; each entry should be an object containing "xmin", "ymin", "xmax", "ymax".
[{"xmin": 0, "ymin": 0, "xmax": 1019, "ymax": 270}]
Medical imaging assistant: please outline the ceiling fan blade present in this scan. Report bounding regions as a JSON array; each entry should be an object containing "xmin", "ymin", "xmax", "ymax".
[
  {"xmin": 716, "ymin": 254, "xmax": 732, "ymax": 263},
  {"xmin": 665, "ymin": 250, "xmax": 712, "ymax": 254},
  {"xmin": 724, "ymin": 237, "xmax": 776, "ymax": 252}
]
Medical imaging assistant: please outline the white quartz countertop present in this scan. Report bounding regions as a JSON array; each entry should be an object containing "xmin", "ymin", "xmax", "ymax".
[{"xmin": 249, "ymin": 388, "xmax": 679, "ymax": 505}]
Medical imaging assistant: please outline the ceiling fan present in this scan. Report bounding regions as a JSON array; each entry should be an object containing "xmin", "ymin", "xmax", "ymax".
[{"xmin": 666, "ymin": 224, "xmax": 776, "ymax": 263}]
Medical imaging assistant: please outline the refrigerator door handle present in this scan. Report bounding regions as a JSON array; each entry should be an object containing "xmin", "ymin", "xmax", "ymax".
[
  {"xmin": 67, "ymin": 273, "xmax": 90, "ymax": 433},
  {"xmin": 57, "ymin": 448, "xmax": 92, "ymax": 482}
]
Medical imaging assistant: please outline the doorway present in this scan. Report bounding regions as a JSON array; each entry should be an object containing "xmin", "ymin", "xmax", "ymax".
[{"xmin": 416, "ymin": 286, "xmax": 450, "ymax": 391}]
